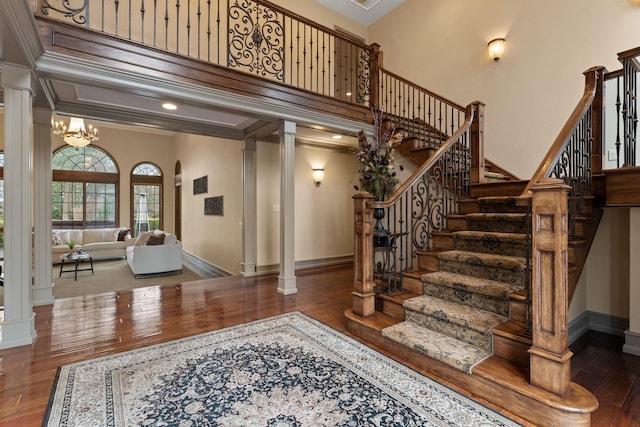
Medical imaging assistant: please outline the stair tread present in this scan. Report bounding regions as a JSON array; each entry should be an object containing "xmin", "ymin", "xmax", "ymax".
[
  {"xmin": 382, "ymin": 321, "xmax": 490, "ymax": 374},
  {"xmin": 404, "ymin": 294, "xmax": 508, "ymax": 332},
  {"xmin": 422, "ymin": 270, "xmax": 522, "ymax": 298}
]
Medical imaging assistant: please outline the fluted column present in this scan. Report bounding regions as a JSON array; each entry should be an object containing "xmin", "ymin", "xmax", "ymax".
[
  {"xmin": 0, "ymin": 63, "xmax": 36, "ymax": 348},
  {"xmin": 33, "ymin": 108, "xmax": 54, "ymax": 306},
  {"xmin": 277, "ymin": 121, "xmax": 297, "ymax": 295},
  {"xmin": 241, "ymin": 137, "xmax": 257, "ymax": 277}
]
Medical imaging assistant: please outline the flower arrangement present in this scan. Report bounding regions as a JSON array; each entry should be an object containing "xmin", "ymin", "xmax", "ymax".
[{"xmin": 354, "ymin": 109, "xmax": 404, "ymax": 200}]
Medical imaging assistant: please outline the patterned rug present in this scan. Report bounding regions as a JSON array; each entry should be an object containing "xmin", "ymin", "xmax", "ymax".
[{"xmin": 43, "ymin": 312, "xmax": 522, "ymax": 426}]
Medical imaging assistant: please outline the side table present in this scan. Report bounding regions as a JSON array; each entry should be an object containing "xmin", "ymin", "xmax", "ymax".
[{"xmin": 59, "ymin": 252, "xmax": 94, "ymax": 281}]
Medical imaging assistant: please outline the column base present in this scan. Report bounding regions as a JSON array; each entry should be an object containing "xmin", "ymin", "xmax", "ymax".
[
  {"xmin": 32, "ymin": 282, "xmax": 55, "ymax": 306},
  {"xmin": 529, "ymin": 347, "xmax": 573, "ymax": 396},
  {"xmin": 0, "ymin": 313, "xmax": 36, "ymax": 349},
  {"xmin": 277, "ymin": 276, "xmax": 297, "ymax": 295}
]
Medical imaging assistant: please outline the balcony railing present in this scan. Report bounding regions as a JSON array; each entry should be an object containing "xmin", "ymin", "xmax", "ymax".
[{"xmin": 39, "ymin": 0, "xmax": 374, "ymax": 105}]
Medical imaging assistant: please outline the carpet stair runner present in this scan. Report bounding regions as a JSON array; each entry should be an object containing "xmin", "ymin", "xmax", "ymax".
[{"xmin": 382, "ymin": 196, "xmax": 527, "ymax": 374}]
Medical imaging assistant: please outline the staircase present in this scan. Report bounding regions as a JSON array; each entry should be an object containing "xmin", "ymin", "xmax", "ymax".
[{"xmin": 382, "ymin": 192, "xmax": 530, "ymax": 374}]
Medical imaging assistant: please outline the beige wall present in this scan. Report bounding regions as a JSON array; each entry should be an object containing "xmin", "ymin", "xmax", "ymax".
[
  {"xmin": 257, "ymin": 140, "xmax": 361, "ymax": 268},
  {"xmin": 174, "ymin": 133, "xmax": 244, "ymax": 274},
  {"xmin": 369, "ymin": 0, "xmax": 640, "ymax": 179}
]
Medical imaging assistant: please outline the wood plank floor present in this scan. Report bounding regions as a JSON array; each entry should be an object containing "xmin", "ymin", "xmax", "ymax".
[{"xmin": 0, "ymin": 264, "xmax": 637, "ymax": 426}]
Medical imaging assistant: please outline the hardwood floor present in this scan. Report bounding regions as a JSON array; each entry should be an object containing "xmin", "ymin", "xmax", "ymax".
[{"xmin": 0, "ymin": 264, "xmax": 637, "ymax": 426}]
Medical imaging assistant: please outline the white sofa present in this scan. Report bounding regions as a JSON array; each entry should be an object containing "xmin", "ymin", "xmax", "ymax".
[
  {"xmin": 125, "ymin": 230, "xmax": 183, "ymax": 277},
  {"xmin": 52, "ymin": 227, "xmax": 130, "ymax": 262}
]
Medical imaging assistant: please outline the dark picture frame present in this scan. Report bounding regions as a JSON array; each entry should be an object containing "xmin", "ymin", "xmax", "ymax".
[
  {"xmin": 193, "ymin": 176, "xmax": 208, "ymax": 195},
  {"xmin": 205, "ymin": 196, "xmax": 223, "ymax": 216}
]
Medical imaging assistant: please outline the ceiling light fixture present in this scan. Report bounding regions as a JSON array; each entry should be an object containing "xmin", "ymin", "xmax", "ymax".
[
  {"xmin": 53, "ymin": 117, "xmax": 99, "ymax": 147},
  {"xmin": 162, "ymin": 102, "xmax": 178, "ymax": 110}
]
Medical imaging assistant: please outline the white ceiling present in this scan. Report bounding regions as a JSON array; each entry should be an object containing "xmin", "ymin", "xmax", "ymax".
[{"xmin": 314, "ymin": 0, "xmax": 405, "ymax": 26}]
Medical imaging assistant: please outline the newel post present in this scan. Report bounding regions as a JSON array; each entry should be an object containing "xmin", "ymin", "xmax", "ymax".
[
  {"xmin": 352, "ymin": 192, "xmax": 376, "ymax": 317},
  {"xmin": 588, "ymin": 66, "xmax": 607, "ymax": 176},
  {"xmin": 528, "ymin": 178, "xmax": 573, "ymax": 396},
  {"xmin": 469, "ymin": 101, "xmax": 485, "ymax": 184}
]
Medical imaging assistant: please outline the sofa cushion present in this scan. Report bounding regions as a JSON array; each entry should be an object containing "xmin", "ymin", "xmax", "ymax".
[
  {"xmin": 146, "ymin": 234, "xmax": 165, "ymax": 245},
  {"xmin": 52, "ymin": 230, "xmax": 65, "ymax": 246},
  {"xmin": 163, "ymin": 234, "xmax": 177, "ymax": 245},
  {"xmin": 134, "ymin": 231, "xmax": 153, "ymax": 246},
  {"xmin": 117, "ymin": 228, "xmax": 131, "ymax": 241},
  {"xmin": 83, "ymin": 229, "xmax": 104, "ymax": 244}
]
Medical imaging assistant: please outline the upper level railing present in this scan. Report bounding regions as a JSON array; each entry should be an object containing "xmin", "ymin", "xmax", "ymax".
[
  {"xmin": 39, "ymin": 0, "xmax": 375, "ymax": 104},
  {"xmin": 607, "ymin": 47, "xmax": 640, "ymax": 168},
  {"xmin": 36, "ymin": 0, "xmax": 467, "ymax": 134}
]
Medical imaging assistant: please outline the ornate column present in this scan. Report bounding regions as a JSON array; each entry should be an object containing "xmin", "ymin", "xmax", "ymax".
[
  {"xmin": 528, "ymin": 178, "xmax": 572, "ymax": 396},
  {"xmin": 33, "ymin": 108, "xmax": 54, "ymax": 306},
  {"xmin": 352, "ymin": 192, "xmax": 375, "ymax": 317},
  {"xmin": 277, "ymin": 121, "xmax": 297, "ymax": 295},
  {"xmin": 0, "ymin": 63, "xmax": 36, "ymax": 348},
  {"xmin": 241, "ymin": 137, "xmax": 257, "ymax": 277}
]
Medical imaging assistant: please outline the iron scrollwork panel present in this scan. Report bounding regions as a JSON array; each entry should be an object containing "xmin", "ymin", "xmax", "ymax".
[
  {"xmin": 228, "ymin": 0, "xmax": 284, "ymax": 82},
  {"xmin": 41, "ymin": 0, "xmax": 88, "ymax": 25}
]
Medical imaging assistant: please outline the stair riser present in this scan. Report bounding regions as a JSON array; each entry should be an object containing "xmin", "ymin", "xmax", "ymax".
[
  {"xmin": 422, "ymin": 281, "xmax": 510, "ymax": 316},
  {"xmin": 479, "ymin": 201, "xmax": 528, "ymax": 214},
  {"xmin": 493, "ymin": 335, "xmax": 531, "ymax": 367},
  {"xmin": 382, "ymin": 299, "xmax": 405, "ymax": 321},
  {"xmin": 446, "ymin": 216, "xmax": 467, "ymax": 231},
  {"xmin": 417, "ymin": 252, "xmax": 439, "ymax": 271},
  {"xmin": 432, "ymin": 233, "xmax": 454, "ymax": 250},
  {"xmin": 466, "ymin": 218, "xmax": 527, "ymax": 234},
  {"xmin": 402, "ymin": 276, "xmax": 423, "ymax": 295},
  {"xmin": 439, "ymin": 258, "xmax": 524, "ymax": 287},
  {"xmin": 453, "ymin": 237, "xmax": 527, "ymax": 257},
  {"xmin": 509, "ymin": 298, "xmax": 528, "ymax": 323},
  {"xmin": 405, "ymin": 310, "xmax": 493, "ymax": 352}
]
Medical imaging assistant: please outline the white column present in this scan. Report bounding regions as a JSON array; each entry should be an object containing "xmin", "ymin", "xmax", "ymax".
[
  {"xmin": 278, "ymin": 121, "xmax": 297, "ymax": 295},
  {"xmin": 241, "ymin": 137, "xmax": 257, "ymax": 277},
  {"xmin": 32, "ymin": 108, "xmax": 54, "ymax": 306},
  {"xmin": 0, "ymin": 63, "xmax": 36, "ymax": 349},
  {"xmin": 624, "ymin": 207, "xmax": 640, "ymax": 356}
]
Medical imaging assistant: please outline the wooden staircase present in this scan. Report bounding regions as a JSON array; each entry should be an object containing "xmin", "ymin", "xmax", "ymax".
[{"xmin": 346, "ymin": 177, "xmax": 601, "ymax": 425}]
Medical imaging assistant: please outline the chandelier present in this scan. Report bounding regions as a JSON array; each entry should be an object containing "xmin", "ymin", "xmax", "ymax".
[{"xmin": 53, "ymin": 117, "xmax": 99, "ymax": 147}]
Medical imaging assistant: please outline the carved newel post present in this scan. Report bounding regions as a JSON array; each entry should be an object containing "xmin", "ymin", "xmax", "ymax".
[
  {"xmin": 528, "ymin": 178, "xmax": 573, "ymax": 396},
  {"xmin": 352, "ymin": 192, "xmax": 376, "ymax": 317}
]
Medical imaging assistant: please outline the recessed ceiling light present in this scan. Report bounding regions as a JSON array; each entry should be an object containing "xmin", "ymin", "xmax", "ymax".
[
  {"xmin": 162, "ymin": 102, "xmax": 177, "ymax": 110},
  {"xmin": 332, "ymin": 135, "xmax": 343, "ymax": 140},
  {"xmin": 346, "ymin": 92, "xmax": 352, "ymax": 96}
]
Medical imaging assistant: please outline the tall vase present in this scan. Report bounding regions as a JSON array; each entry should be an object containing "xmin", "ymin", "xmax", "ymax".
[{"xmin": 373, "ymin": 207, "xmax": 385, "ymax": 232}]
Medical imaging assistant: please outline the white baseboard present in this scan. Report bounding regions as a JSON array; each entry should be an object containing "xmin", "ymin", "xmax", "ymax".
[{"xmin": 623, "ymin": 330, "xmax": 640, "ymax": 356}]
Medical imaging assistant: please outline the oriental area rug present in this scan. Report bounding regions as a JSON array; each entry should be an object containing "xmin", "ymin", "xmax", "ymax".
[{"xmin": 43, "ymin": 312, "xmax": 522, "ymax": 426}]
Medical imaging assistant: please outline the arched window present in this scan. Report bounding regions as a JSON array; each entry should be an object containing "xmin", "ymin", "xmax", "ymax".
[
  {"xmin": 52, "ymin": 146, "xmax": 119, "ymax": 229},
  {"xmin": 130, "ymin": 162, "xmax": 163, "ymax": 237}
]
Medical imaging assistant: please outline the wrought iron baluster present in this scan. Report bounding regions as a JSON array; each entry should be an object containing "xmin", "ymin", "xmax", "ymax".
[
  {"xmin": 41, "ymin": 0, "xmax": 89, "ymax": 25},
  {"xmin": 140, "ymin": 0, "xmax": 145, "ymax": 43}
]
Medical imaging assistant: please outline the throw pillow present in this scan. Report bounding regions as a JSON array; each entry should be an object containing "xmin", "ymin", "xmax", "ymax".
[
  {"xmin": 52, "ymin": 230, "xmax": 65, "ymax": 246},
  {"xmin": 134, "ymin": 231, "xmax": 153, "ymax": 246},
  {"xmin": 146, "ymin": 234, "xmax": 165, "ymax": 246},
  {"xmin": 117, "ymin": 229, "xmax": 131, "ymax": 241}
]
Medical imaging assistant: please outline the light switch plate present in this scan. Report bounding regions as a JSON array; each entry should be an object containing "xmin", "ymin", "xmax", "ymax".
[{"xmin": 608, "ymin": 149, "xmax": 617, "ymax": 161}]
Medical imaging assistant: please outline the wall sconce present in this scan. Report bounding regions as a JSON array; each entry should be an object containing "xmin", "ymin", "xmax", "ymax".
[
  {"xmin": 487, "ymin": 37, "xmax": 506, "ymax": 61},
  {"xmin": 313, "ymin": 168, "xmax": 325, "ymax": 186}
]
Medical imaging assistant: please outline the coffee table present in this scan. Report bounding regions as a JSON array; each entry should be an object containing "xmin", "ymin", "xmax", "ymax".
[{"xmin": 59, "ymin": 252, "xmax": 94, "ymax": 281}]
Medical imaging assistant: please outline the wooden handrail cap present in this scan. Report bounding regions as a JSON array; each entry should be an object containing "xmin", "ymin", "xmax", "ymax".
[{"xmin": 529, "ymin": 177, "xmax": 571, "ymax": 192}]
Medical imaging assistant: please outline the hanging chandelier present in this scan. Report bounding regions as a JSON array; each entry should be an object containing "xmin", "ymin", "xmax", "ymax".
[{"xmin": 53, "ymin": 117, "xmax": 99, "ymax": 147}]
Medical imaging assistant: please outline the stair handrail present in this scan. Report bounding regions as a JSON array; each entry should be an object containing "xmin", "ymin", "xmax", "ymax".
[
  {"xmin": 354, "ymin": 103, "xmax": 476, "ymax": 296},
  {"xmin": 521, "ymin": 66, "xmax": 605, "ymax": 199},
  {"xmin": 371, "ymin": 103, "xmax": 475, "ymax": 209}
]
